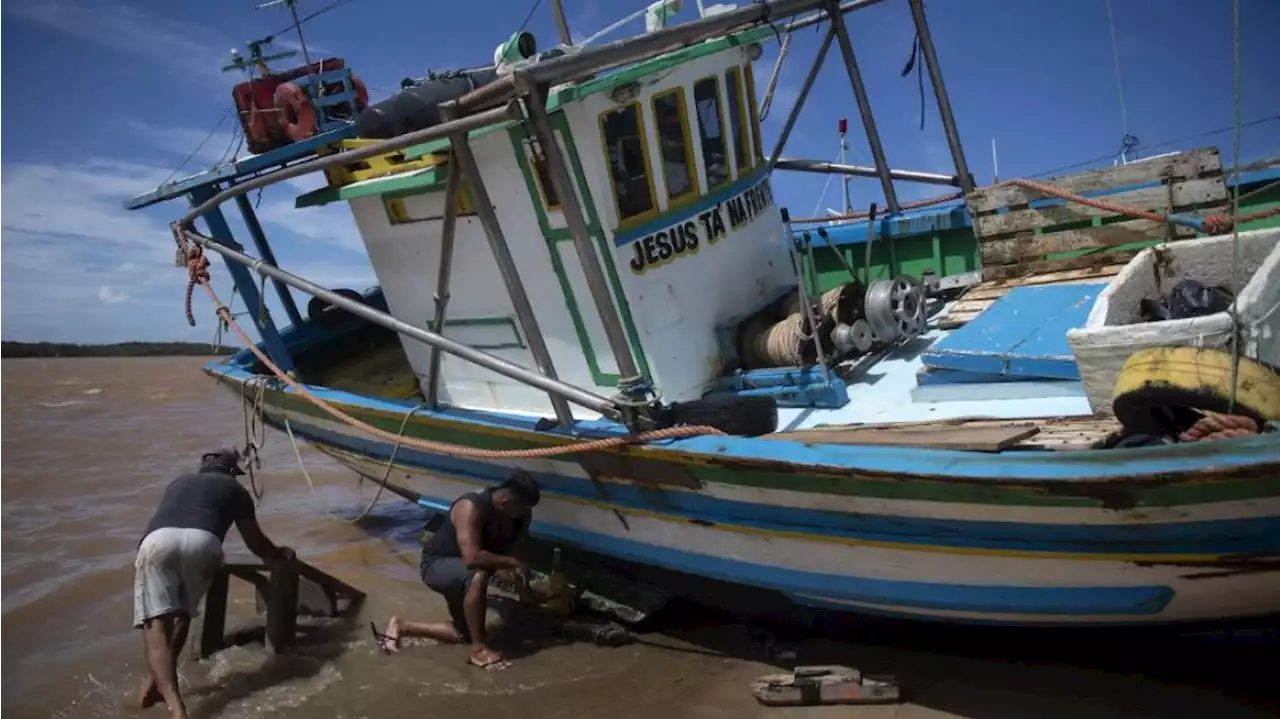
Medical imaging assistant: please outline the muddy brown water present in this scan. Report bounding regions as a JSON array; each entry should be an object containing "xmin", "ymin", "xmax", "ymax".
[{"xmin": 3, "ymin": 357, "xmax": 1277, "ymax": 719}]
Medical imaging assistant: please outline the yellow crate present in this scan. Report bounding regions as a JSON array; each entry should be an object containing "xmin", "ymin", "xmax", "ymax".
[{"xmin": 318, "ymin": 139, "xmax": 448, "ymax": 187}]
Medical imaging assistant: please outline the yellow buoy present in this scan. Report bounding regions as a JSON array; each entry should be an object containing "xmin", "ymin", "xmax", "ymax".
[{"xmin": 1111, "ymin": 346, "xmax": 1280, "ymax": 434}]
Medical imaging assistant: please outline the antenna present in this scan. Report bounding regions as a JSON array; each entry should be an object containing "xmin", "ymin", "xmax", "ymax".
[
  {"xmin": 991, "ymin": 136, "xmax": 999, "ymax": 183},
  {"xmin": 221, "ymin": 37, "xmax": 298, "ymax": 75},
  {"xmin": 839, "ymin": 118, "xmax": 851, "ymax": 214}
]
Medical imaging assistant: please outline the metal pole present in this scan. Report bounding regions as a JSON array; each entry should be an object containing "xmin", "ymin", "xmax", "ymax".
[
  {"xmin": 178, "ymin": 102, "xmax": 522, "ymax": 228},
  {"xmin": 441, "ymin": 108, "xmax": 577, "ymax": 427},
  {"xmin": 513, "ymin": 78, "xmax": 643, "ymax": 382},
  {"xmin": 458, "ymin": 0, "xmax": 891, "ymax": 113},
  {"xmin": 787, "ymin": 0, "xmax": 889, "ymax": 32},
  {"xmin": 425, "ymin": 149, "xmax": 462, "ymax": 408},
  {"xmin": 551, "ymin": 0, "xmax": 574, "ymax": 45},
  {"xmin": 815, "ymin": 227, "xmax": 859, "ymax": 281},
  {"xmin": 234, "ymin": 193, "xmax": 303, "ymax": 329},
  {"xmin": 907, "ymin": 0, "xmax": 974, "ymax": 193},
  {"xmin": 177, "ymin": 230, "xmax": 621, "ymax": 418},
  {"xmin": 774, "ymin": 158, "xmax": 961, "ymax": 187},
  {"xmin": 766, "ymin": 28, "xmax": 836, "ymax": 173},
  {"xmin": 826, "ymin": 0, "xmax": 899, "ymax": 213},
  {"xmin": 759, "ymin": 30, "xmax": 792, "ymax": 120}
]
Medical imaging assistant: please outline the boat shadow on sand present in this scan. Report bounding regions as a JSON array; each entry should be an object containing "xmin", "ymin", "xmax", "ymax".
[
  {"xmin": 633, "ymin": 599, "xmax": 1280, "ymax": 719},
  {"xmin": 348, "ymin": 511, "xmax": 1279, "ymax": 718}
]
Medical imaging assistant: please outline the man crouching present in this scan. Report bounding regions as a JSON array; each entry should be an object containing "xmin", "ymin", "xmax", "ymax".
[
  {"xmin": 376, "ymin": 471, "xmax": 541, "ymax": 670},
  {"xmin": 133, "ymin": 448, "xmax": 285, "ymax": 718}
]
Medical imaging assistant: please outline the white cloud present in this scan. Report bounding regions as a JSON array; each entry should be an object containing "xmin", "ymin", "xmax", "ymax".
[
  {"xmin": 1, "ymin": 159, "xmax": 172, "ymax": 249},
  {"xmin": 1, "ymin": 146, "xmax": 375, "ymax": 343},
  {"xmin": 97, "ymin": 285, "xmax": 130, "ymax": 304},
  {"xmin": 5, "ymin": 0, "xmax": 233, "ymax": 82}
]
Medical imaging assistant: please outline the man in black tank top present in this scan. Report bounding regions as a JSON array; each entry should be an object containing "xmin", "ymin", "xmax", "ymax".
[{"xmin": 376, "ymin": 471, "xmax": 540, "ymax": 669}]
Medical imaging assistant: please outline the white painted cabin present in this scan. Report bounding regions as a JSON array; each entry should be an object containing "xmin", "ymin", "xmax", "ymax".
[{"xmin": 299, "ymin": 30, "xmax": 793, "ymax": 419}]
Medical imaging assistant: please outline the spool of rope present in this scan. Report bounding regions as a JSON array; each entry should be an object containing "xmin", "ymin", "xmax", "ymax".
[
  {"xmin": 781, "ymin": 282, "xmax": 865, "ymax": 325},
  {"xmin": 865, "ymin": 276, "xmax": 925, "ymax": 342},
  {"xmin": 739, "ymin": 311, "xmax": 834, "ymax": 369}
]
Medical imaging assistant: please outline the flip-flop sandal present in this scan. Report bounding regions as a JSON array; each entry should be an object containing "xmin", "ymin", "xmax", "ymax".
[
  {"xmin": 370, "ymin": 622, "xmax": 398, "ymax": 655},
  {"xmin": 468, "ymin": 653, "xmax": 512, "ymax": 671}
]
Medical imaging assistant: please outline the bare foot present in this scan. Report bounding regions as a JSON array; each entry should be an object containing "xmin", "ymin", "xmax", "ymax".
[
  {"xmin": 385, "ymin": 616, "xmax": 402, "ymax": 653},
  {"xmin": 468, "ymin": 647, "xmax": 511, "ymax": 671},
  {"xmin": 132, "ymin": 678, "xmax": 164, "ymax": 710}
]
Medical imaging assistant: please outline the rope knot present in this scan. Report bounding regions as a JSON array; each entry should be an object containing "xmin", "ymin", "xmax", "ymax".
[
  {"xmin": 1202, "ymin": 215, "xmax": 1234, "ymax": 235},
  {"xmin": 1179, "ymin": 412, "xmax": 1259, "ymax": 442},
  {"xmin": 184, "ymin": 246, "xmax": 211, "ymax": 327}
]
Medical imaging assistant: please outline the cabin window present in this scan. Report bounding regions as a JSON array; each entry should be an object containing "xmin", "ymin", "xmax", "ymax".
[
  {"xmin": 384, "ymin": 188, "xmax": 473, "ymax": 225},
  {"xmin": 650, "ymin": 89, "xmax": 698, "ymax": 204},
  {"xmin": 600, "ymin": 102, "xmax": 656, "ymax": 223},
  {"xmin": 725, "ymin": 67, "xmax": 751, "ymax": 174},
  {"xmin": 693, "ymin": 76, "xmax": 730, "ymax": 189},
  {"xmin": 524, "ymin": 138, "xmax": 562, "ymax": 210},
  {"xmin": 744, "ymin": 64, "xmax": 764, "ymax": 162}
]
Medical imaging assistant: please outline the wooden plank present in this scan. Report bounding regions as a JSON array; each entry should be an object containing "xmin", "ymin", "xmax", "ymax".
[
  {"xmin": 980, "ymin": 221, "xmax": 1198, "ymax": 264},
  {"xmin": 982, "ymin": 251, "xmax": 1142, "ymax": 282},
  {"xmin": 972, "ymin": 177, "xmax": 1228, "ymax": 238},
  {"xmin": 923, "ymin": 283, "xmax": 1107, "ymax": 380},
  {"xmin": 962, "ymin": 265, "xmax": 1128, "ymax": 297},
  {"xmin": 945, "ymin": 298, "xmax": 998, "ymax": 315},
  {"xmin": 769, "ymin": 424, "xmax": 1040, "ymax": 451},
  {"xmin": 265, "ymin": 558, "xmax": 299, "ymax": 654},
  {"xmin": 967, "ymin": 148, "xmax": 1223, "ymax": 213}
]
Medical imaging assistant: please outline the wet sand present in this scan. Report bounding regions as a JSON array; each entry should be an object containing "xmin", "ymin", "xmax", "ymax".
[{"xmin": 3, "ymin": 357, "xmax": 1277, "ymax": 719}]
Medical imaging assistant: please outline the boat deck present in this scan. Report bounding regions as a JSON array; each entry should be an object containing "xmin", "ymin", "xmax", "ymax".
[{"xmin": 779, "ymin": 322, "xmax": 1096, "ymax": 431}]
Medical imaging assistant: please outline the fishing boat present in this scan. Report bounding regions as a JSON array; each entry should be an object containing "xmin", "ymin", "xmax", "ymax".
[{"xmin": 126, "ymin": 0, "xmax": 1280, "ymax": 627}]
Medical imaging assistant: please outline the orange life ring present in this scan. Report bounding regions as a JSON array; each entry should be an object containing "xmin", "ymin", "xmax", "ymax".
[
  {"xmin": 351, "ymin": 74, "xmax": 369, "ymax": 111},
  {"xmin": 274, "ymin": 81, "xmax": 317, "ymax": 143}
]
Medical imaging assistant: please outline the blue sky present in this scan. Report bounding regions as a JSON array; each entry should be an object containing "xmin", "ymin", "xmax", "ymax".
[{"xmin": 2, "ymin": 0, "xmax": 1277, "ymax": 343}]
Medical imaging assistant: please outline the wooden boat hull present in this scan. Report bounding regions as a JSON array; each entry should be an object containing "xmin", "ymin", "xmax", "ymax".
[{"xmin": 207, "ymin": 364, "xmax": 1280, "ymax": 627}]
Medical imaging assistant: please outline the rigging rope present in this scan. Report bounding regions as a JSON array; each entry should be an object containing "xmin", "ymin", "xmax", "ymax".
[
  {"xmin": 1103, "ymin": 0, "xmax": 1135, "ymax": 160},
  {"xmin": 1228, "ymin": 0, "xmax": 1243, "ymax": 412},
  {"xmin": 176, "ymin": 239, "xmax": 725, "ymax": 461},
  {"xmin": 284, "ymin": 403, "xmax": 424, "ymax": 523},
  {"xmin": 159, "ymin": 109, "xmax": 233, "ymax": 188}
]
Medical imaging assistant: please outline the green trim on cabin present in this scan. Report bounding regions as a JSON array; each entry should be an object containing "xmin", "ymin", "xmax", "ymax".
[
  {"xmin": 506, "ymin": 112, "xmax": 651, "ymax": 386},
  {"xmin": 294, "ymin": 164, "xmax": 451, "ymax": 208},
  {"xmin": 441, "ymin": 316, "xmax": 525, "ymax": 350},
  {"xmin": 546, "ymin": 26, "xmax": 774, "ymax": 111},
  {"xmin": 402, "ymin": 121, "xmax": 516, "ymax": 160},
  {"xmin": 295, "ymin": 26, "xmax": 770, "ymax": 210},
  {"xmin": 246, "ymin": 382, "xmax": 1280, "ymax": 509}
]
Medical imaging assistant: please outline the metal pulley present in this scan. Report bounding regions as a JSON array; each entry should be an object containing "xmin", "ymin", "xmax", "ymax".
[
  {"xmin": 864, "ymin": 276, "xmax": 925, "ymax": 342},
  {"xmin": 832, "ymin": 319, "xmax": 874, "ymax": 355}
]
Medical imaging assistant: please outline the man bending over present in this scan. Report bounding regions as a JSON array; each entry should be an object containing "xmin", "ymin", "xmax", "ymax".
[
  {"xmin": 133, "ymin": 448, "xmax": 286, "ymax": 718},
  {"xmin": 377, "ymin": 471, "xmax": 541, "ymax": 670}
]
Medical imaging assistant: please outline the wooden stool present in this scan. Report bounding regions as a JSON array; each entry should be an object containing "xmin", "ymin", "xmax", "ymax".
[{"xmin": 195, "ymin": 556, "xmax": 364, "ymax": 659}]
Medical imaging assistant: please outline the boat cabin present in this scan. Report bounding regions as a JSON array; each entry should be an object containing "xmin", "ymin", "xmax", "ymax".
[{"xmin": 298, "ymin": 30, "xmax": 793, "ymax": 419}]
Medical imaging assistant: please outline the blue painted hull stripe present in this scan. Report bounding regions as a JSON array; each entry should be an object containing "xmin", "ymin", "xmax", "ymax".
[
  {"xmin": 288, "ymin": 420, "xmax": 1280, "ymax": 556},
  {"xmin": 783, "ymin": 595, "xmax": 1229, "ymax": 627},
  {"xmin": 407, "ymin": 492, "xmax": 1174, "ymax": 616},
  {"xmin": 209, "ymin": 363, "xmax": 1280, "ymax": 480}
]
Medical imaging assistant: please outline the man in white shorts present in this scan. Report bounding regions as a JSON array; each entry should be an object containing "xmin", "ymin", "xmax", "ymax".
[{"xmin": 133, "ymin": 448, "xmax": 285, "ymax": 719}]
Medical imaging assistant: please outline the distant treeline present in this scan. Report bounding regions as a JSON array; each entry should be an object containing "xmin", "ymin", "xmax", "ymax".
[{"xmin": 1, "ymin": 341, "xmax": 237, "ymax": 358}]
